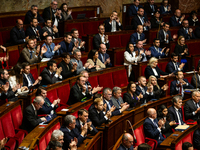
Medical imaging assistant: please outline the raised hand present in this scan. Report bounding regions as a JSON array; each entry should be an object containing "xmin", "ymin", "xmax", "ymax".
[{"xmin": 40, "ymin": 45, "xmax": 47, "ymax": 55}]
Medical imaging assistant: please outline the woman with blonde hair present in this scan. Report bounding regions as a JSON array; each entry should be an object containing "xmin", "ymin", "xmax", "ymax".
[
  {"xmin": 147, "ymin": 75, "xmax": 168, "ymax": 99},
  {"xmin": 144, "ymin": 57, "xmax": 172, "ymax": 79}
]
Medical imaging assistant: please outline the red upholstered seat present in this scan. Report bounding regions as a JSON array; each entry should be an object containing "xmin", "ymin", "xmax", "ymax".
[
  {"xmin": 120, "ymin": 34, "xmax": 132, "ymax": 47},
  {"xmin": 157, "ymin": 62, "xmax": 168, "ymax": 72},
  {"xmin": 80, "ymin": 56, "xmax": 88, "ymax": 65},
  {"xmin": 51, "ymin": 122, "xmax": 60, "ymax": 131},
  {"xmin": 10, "ymin": 106, "xmax": 23, "ymax": 130},
  {"xmin": 1, "ymin": 30, "xmax": 11, "ymax": 45},
  {"xmin": 0, "ymin": 121, "xmax": 5, "ymax": 140},
  {"xmin": 175, "ymin": 140, "xmax": 182, "ymax": 150},
  {"xmin": 40, "ymin": 66, "xmax": 47, "ymax": 74},
  {"xmin": 39, "ymin": 136, "xmax": 47, "ymax": 150},
  {"xmin": 45, "ymin": 130, "xmax": 52, "ymax": 146},
  {"xmin": 188, "ymin": 42, "xmax": 200, "ymax": 55},
  {"xmin": 30, "ymin": 68, "xmax": 39, "ymax": 81},
  {"xmin": 182, "ymin": 133, "xmax": 193, "ymax": 144},
  {"xmin": 8, "ymin": 49, "xmax": 20, "ymax": 67},
  {"xmin": 141, "ymin": 65, "xmax": 147, "ymax": 76},
  {"xmin": 83, "ymin": 22, "xmax": 99, "ymax": 35},
  {"xmin": 34, "ymin": 145, "xmax": 38, "ymax": 150},
  {"xmin": 47, "ymin": 89, "xmax": 58, "ymax": 103},
  {"xmin": 109, "ymin": 35, "xmax": 122, "ymax": 48},
  {"xmin": 5, "ymin": 138, "xmax": 17, "ymax": 150},
  {"xmin": 185, "ymin": 76, "xmax": 192, "ymax": 83},
  {"xmin": 98, "ymin": 72, "xmax": 114, "ymax": 89},
  {"xmin": 88, "ymin": 76, "xmax": 99, "ymax": 88},
  {"xmin": 114, "ymin": 50, "xmax": 125, "ymax": 66},
  {"xmin": 194, "ymin": 57, "xmax": 200, "ymax": 69},
  {"xmin": 112, "ymin": 69, "xmax": 129, "ymax": 87},
  {"xmin": 0, "ymin": 32, "xmax": 3, "ymax": 45}
]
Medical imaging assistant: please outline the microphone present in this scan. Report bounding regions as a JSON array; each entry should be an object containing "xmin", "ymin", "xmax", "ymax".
[{"xmin": 193, "ymin": 66, "xmax": 198, "ymax": 89}]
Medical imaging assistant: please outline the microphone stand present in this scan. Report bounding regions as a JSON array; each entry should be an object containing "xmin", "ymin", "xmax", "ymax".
[
  {"xmin": 193, "ymin": 67, "xmax": 198, "ymax": 90},
  {"xmin": 126, "ymin": 120, "xmax": 137, "ymax": 144}
]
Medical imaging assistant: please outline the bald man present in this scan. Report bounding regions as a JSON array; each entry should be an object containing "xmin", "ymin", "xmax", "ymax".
[
  {"xmin": 117, "ymin": 133, "xmax": 135, "ymax": 150},
  {"xmin": 143, "ymin": 108, "xmax": 165, "ymax": 145},
  {"xmin": 10, "ymin": 19, "xmax": 29, "ymax": 45},
  {"xmin": 130, "ymin": 25, "xmax": 146, "ymax": 45},
  {"xmin": 170, "ymin": 9, "xmax": 185, "ymax": 27}
]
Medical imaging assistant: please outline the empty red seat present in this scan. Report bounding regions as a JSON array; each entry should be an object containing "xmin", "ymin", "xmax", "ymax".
[
  {"xmin": 112, "ymin": 69, "xmax": 129, "ymax": 87},
  {"xmin": 30, "ymin": 67, "xmax": 39, "ymax": 81},
  {"xmin": 141, "ymin": 65, "xmax": 147, "ymax": 76},
  {"xmin": 98, "ymin": 72, "xmax": 114, "ymax": 89},
  {"xmin": 88, "ymin": 76, "xmax": 99, "ymax": 88},
  {"xmin": 1, "ymin": 30, "xmax": 11, "ymax": 45},
  {"xmin": 114, "ymin": 49, "xmax": 125, "ymax": 66},
  {"xmin": 47, "ymin": 89, "xmax": 58, "ymax": 103},
  {"xmin": 188, "ymin": 42, "xmax": 200, "ymax": 55},
  {"xmin": 109, "ymin": 35, "xmax": 122, "ymax": 48},
  {"xmin": 120, "ymin": 34, "xmax": 132, "ymax": 47},
  {"xmin": 10, "ymin": 106, "xmax": 24, "ymax": 131},
  {"xmin": 8, "ymin": 49, "xmax": 20, "ymax": 67},
  {"xmin": 51, "ymin": 122, "xmax": 60, "ymax": 131}
]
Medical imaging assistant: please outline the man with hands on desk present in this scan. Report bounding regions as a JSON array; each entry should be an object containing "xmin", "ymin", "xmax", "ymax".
[{"xmin": 60, "ymin": 115, "xmax": 87, "ymax": 149}]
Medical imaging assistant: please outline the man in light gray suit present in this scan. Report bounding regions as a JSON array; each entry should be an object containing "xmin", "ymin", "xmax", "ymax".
[
  {"xmin": 111, "ymin": 87, "xmax": 129, "ymax": 109},
  {"xmin": 70, "ymin": 49, "xmax": 92, "ymax": 75},
  {"xmin": 71, "ymin": 28, "xmax": 85, "ymax": 52}
]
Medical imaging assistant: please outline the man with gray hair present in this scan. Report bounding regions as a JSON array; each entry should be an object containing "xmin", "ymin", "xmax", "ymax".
[
  {"xmin": 168, "ymin": 95, "xmax": 184, "ymax": 125},
  {"xmin": 70, "ymin": 49, "xmax": 92, "ymax": 75},
  {"xmin": 46, "ymin": 130, "xmax": 64, "ymax": 150},
  {"xmin": 20, "ymin": 96, "xmax": 47, "ymax": 133},
  {"xmin": 103, "ymin": 87, "xmax": 129, "ymax": 116},
  {"xmin": 60, "ymin": 115, "xmax": 87, "ymax": 149},
  {"xmin": 24, "ymin": 5, "xmax": 44, "ymax": 24},
  {"xmin": 184, "ymin": 91, "xmax": 200, "ymax": 121},
  {"xmin": 117, "ymin": 133, "xmax": 134, "ymax": 150},
  {"xmin": 111, "ymin": 86, "xmax": 129, "ymax": 109}
]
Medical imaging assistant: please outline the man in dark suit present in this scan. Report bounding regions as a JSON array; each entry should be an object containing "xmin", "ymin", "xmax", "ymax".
[
  {"xmin": 191, "ymin": 65, "xmax": 200, "ymax": 89},
  {"xmin": 130, "ymin": 25, "xmax": 146, "ymax": 45},
  {"xmin": 58, "ymin": 53, "xmax": 77, "ymax": 80},
  {"xmin": 42, "ymin": 19, "xmax": 59, "ymax": 39},
  {"xmin": 184, "ymin": 91, "xmax": 200, "ymax": 121},
  {"xmin": 59, "ymin": 33, "xmax": 75, "ymax": 55},
  {"xmin": 25, "ymin": 18, "xmax": 47, "ymax": 41},
  {"xmin": 20, "ymin": 96, "xmax": 47, "ymax": 133},
  {"xmin": 127, "ymin": 0, "xmax": 143, "ymax": 16},
  {"xmin": 158, "ymin": 22, "xmax": 177, "ymax": 47},
  {"xmin": 89, "ymin": 98, "xmax": 111, "ymax": 127},
  {"xmin": 169, "ymin": 9, "xmax": 185, "ymax": 27},
  {"xmin": 93, "ymin": 24, "xmax": 110, "ymax": 50},
  {"xmin": 170, "ymin": 71, "xmax": 194, "ymax": 96},
  {"xmin": 149, "ymin": 38, "xmax": 169, "ymax": 58},
  {"xmin": 22, "ymin": 62, "xmax": 42, "ymax": 88},
  {"xmin": 98, "ymin": 44, "xmax": 112, "ymax": 68},
  {"xmin": 42, "ymin": 0, "xmax": 63, "ymax": 27},
  {"xmin": 135, "ymin": 40, "xmax": 151, "ymax": 62},
  {"xmin": 76, "ymin": 109, "xmax": 98, "ymax": 135},
  {"xmin": 178, "ymin": 20, "xmax": 196, "ymax": 40},
  {"xmin": 67, "ymin": 75, "xmax": 92, "ymax": 105},
  {"xmin": 40, "ymin": 60, "xmax": 63, "ymax": 85},
  {"xmin": 117, "ymin": 133, "xmax": 134, "ymax": 150},
  {"xmin": 0, "ymin": 69, "xmax": 18, "ymax": 102},
  {"xmin": 10, "ymin": 19, "xmax": 29, "ymax": 45},
  {"xmin": 165, "ymin": 53, "xmax": 185, "ymax": 74},
  {"xmin": 168, "ymin": 95, "xmax": 184, "ymax": 125},
  {"xmin": 60, "ymin": 115, "xmax": 87, "ymax": 149},
  {"xmin": 131, "ymin": 8, "xmax": 151, "ymax": 31},
  {"xmin": 103, "ymin": 87, "xmax": 129, "ymax": 116},
  {"xmin": 136, "ymin": 76, "xmax": 155, "ymax": 104},
  {"xmin": 143, "ymin": 108, "xmax": 165, "ymax": 145},
  {"xmin": 144, "ymin": 0, "xmax": 158, "ymax": 16},
  {"xmin": 46, "ymin": 130, "xmax": 64, "ymax": 149},
  {"xmin": 159, "ymin": 0, "xmax": 172, "ymax": 15},
  {"xmin": 24, "ymin": 5, "xmax": 44, "ymax": 24},
  {"xmin": 36, "ymin": 86, "xmax": 60, "ymax": 118},
  {"xmin": 104, "ymin": 11, "xmax": 123, "ymax": 32},
  {"xmin": 71, "ymin": 28, "xmax": 85, "ymax": 52},
  {"xmin": 193, "ymin": 118, "xmax": 200, "ymax": 149},
  {"xmin": 18, "ymin": 39, "xmax": 47, "ymax": 64}
]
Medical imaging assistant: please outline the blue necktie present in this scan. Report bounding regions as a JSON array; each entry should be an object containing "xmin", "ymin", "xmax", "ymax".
[
  {"xmin": 178, "ymin": 109, "xmax": 184, "ymax": 125},
  {"xmin": 30, "ymin": 51, "xmax": 33, "ymax": 59}
]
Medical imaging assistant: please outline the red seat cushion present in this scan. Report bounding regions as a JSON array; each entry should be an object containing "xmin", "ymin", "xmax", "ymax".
[
  {"xmin": 83, "ymin": 22, "xmax": 99, "ymax": 35},
  {"xmin": 98, "ymin": 72, "xmax": 114, "ymax": 89},
  {"xmin": 112, "ymin": 69, "xmax": 129, "ymax": 87},
  {"xmin": 8, "ymin": 50, "xmax": 20, "ymax": 67},
  {"xmin": 80, "ymin": 56, "xmax": 88, "ymax": 65},
  {"xmin": 0, "ymin": 121, "xmax": 5, "ymax": 140},
  {"xmin": 57, "ymin": 84, "xmax": 70, "ymax": 104},
  {"xmin": 30, "ymin": 68, "xmax": 39, "ymax": 81},
  {"xmin": 115, "ymin": 50, "xmax": 125, "ymax": 66},
  {"xmin": 47, "ymin": 89, "xmax": 58, "ymax": 103},
  {"xmin": 109, "ymin": 35, "xmax": 122, "ymax": 48},
  {"xmin": 45, "ymin": 130, "xmax": 52, "ymax": 146},
  {"xmin": 182, "ymin": 133, "xmax": 193, "ymax": 144},
  {"xmin": 134, "ymin": 125, "xmax": 145, "ymax": 146},
  {"xmin": 147, "ymin": 140, "xmax": 155, "ymax": 150},
  {"xmin": 0, "ymin": 19, "xmax": 2, "ymax": 28},
  {"xmin": 5, "ymin": 138, "xmax": 16, "ymax": 150},
  {"xmin": 88, "ymin": 76, "xmax": 98, "ymax": 88},
  {"xmin": 39, "ymin": 136, "xmax": 47, "ymax": 150},
  {"xmin": 121, "ymin": 34, "xmax": 132, "ymax": 47},
  {"xmin": 14, "ymin": 130, "xmax": 26, "ymax": 146},
  {"xmin": 10, "ymin": 106, "xmax": 23, "ymax": 129},
  {"xmin": 1, "ymin": 113, "xmax": 16, "ymax": 137},
  {"xmin": 175, "ymin": 141, "xmax": 182, "ymax": 150}
]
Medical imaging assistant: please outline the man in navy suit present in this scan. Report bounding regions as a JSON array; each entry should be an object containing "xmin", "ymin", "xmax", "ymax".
[
  {"xmin": 168, "ymin": 95, "xmax": 185, "ymax": 125},
  {"xmin": 10, "ymin": 19, "xmax": 29, "ymax": 45},
  {"xmin": 178, "ymin": 20, "xmax": 196, "ymax": 40},
  {"xmin": 131, "ymin": 8, "xmax": 151, "ymax": 31},
  {"xmin": 98, "ymin": 44, "xmax": 112, "ymax": 68},
  {"xmin": 36, "ymin": 86, "xmax": 60, "ymax": 118},
  {"xmin": 170, "ymin": 71, "xmax": 194, "ymax": 96},
  {"xmin": 136, "ymin": 76, "xmax": 155, "ymax": 104},
  {"xmin": 158, "ymin": 22, "xmax": 177, "ymax": 48},
  {"xmin": 143, "ymin": 108, "xmax": 165, "ymax": 145},
  {"xmin": 103, "ymin": 88, "xmax": 129, "ymax": 116},
  {"xmin": 60, "ymin": 115, "xmax": 87, "ymax": 149},
  {"xmin": 104, "ymin": 11, "xmax": 123, "ymax": 32},
  {"xmin": 42, "ymin": 35, "xmax": 61, "ymax": 58},
  {"xmin": 193, "ymin": 118, "xmax": 200, "ymax": 149},
  {"xmin": 71, "ymin": 28, "xmax": 85, "ymax": 52},
  {"xmin": 144, "ymin": 0, "xmax": 158, "ymax": 16},
  {"xmin": 24, "ymin": 5, "xmax": 44, "ymax": 24},
  {"xmin": 165, "ymin": 53, "xmax": 185, "ymax": 74},
  {"xmin": 159, "ymin": 0, "xmax": 172, "ymax": 15},
  {"xmin": 169, "ymin": 9, "xmax": 185, "ymax": 27},
  {"xmin": 127, "ymin": 0, "xmax": 143, "ymax": 16},
  {"xmin": 22, "ymin": 62, "xmax": 42, "ymax": 88},
  {"xmin": 129, "ymin": 25, "xmax": 146, "ymax": 45},
  {"xmin": 117, "ymin": 133, "xmax": 134, "ymax": 150},
  {"xmin": 76, "ymin": 109, "xmax": 98, "ymax": 135},
  {"xmin": 59, "ymin": 33, "xmax": 75, "ymax": 55},
  {"xmin": 25, "ymin": 18, "xmax": 47, "ymax": 41},
  {"xmin": 149, "ymin": 38, "xmax": 169, "ymax": 58}
]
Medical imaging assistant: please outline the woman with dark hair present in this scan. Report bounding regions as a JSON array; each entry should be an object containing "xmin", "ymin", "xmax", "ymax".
[
  {"xmin": 8, "ymin": 64, "xmax": 28, "ymax": 96},
  {"xmin": 157, "ymin": 105, "xmax": 176, "ymax": 137},
  {"xmin": 123, "ymin": 81, "xmax": 143, "ymax": 107},
  {"xmin": 60, "ymin": 3, "xmax": 73, "ymax": 20},
  {"xmin": 150, "ymin": 10, "xmax": 164, "ymax": 29},
  {"xmin": 124, "ymin": 42, "xmax": 142, "ymax": 81},
  {"xmin": 187, "ymin": 11, "xmax": 199, "ymax": 26},
  {"xmin": 86, "ymin": 49, "xmax": 105, "ymax": 71}
]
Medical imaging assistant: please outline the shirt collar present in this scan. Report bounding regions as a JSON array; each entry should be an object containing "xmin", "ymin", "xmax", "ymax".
[{"xmin": 31, "ymin": 103, "xmax": 36, "ymax": 111}]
